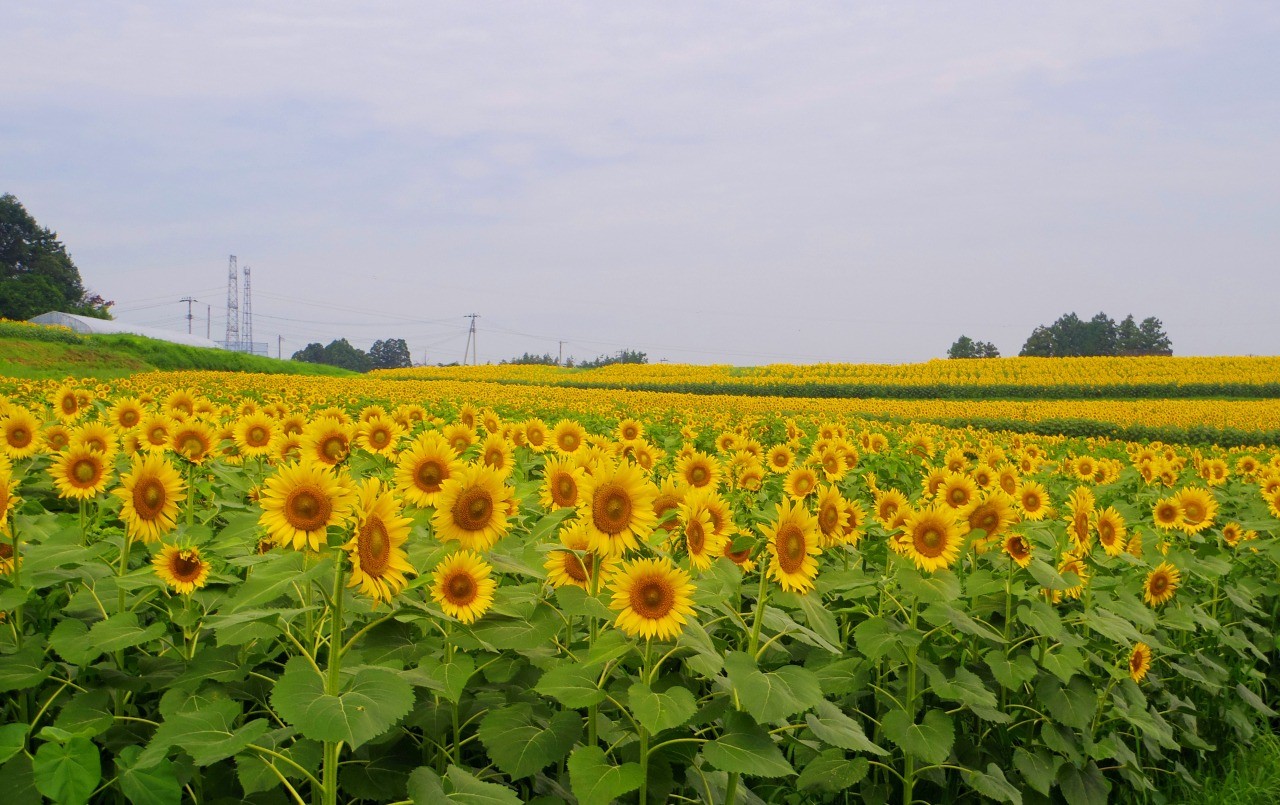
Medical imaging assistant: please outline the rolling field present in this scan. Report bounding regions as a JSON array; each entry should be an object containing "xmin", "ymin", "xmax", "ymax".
[{"xmin": 0, "ymin": 360, "xmax": 1278, "ymax": 804}]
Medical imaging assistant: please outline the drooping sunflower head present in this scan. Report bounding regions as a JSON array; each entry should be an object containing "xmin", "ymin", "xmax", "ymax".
[
  {"xmin": 258, "ymin": 460, "xmax": 357, "ymax": 551},
  {"xmin": 49, "ymin": 446, "xmax": 111, "ymax": 500},
  {"xmin": 432, "ymin": 463, "xmax": 514, "ymax": 552},
  {"xmin": 153, "ymin": 545, "xmax": 210, "ymax": 595},
  {"xmin": 763, "ymin": 498, "xmax": 822, "ymax": 594},
  {"xmin": 343, "ymin": 478, "xmax": 414, "ymax": 605},
  {"xmin": 540, "ymin": 456, "xmax": 586, "ymax": 511},
  {"xmin": 814, "ymin": 484, "xmax": 849, "ymax": 547},
  {"xmin": 1095, "ymin": 507, "xmax": 1127, "ymax": 556},
  {"xmin": 1143, "ymin": 561, "xmax": 1181, "ymax": 607},
  {"xmin": 431, "ymin": 550, "xmax": 496, "ymax": 624},
  {"xmin": 900, "ymin": 504, "xmax": 963, "ymax": 574},
  {"xmin": 609, "ymin": 557, "xmax": 696, "ymax": 641},
  {"xmin": 544, "ymin": 520, "xmax": 616, "ymax": 590},
  {"xmin": 113, "ymin": 453, "xmax": 186, "ymax": 542},
  {"xmin": 680, "ymin": 504, "xmax": 724, "ymax": 572},
  {"xmin": 652, "ymin": 478, "xmax": 685, "ymax": 532},
  {"xmin": 966, "ymin": 492, "xmax": 1016, "ymax": 548},
  {"xmin": 1002, "ymin": 533, "xmax": 1033, "ymax": 568},
  {"xmin": 1, "ymin": 408, "xmax": 41, "ymax": 459},
  {"xmin": 581, "ymin": 459, "xmax": 658, "ymax": 556},
  {"xmin": 1129, "ymin": 642, "xmax": 1152, "ymax": 683}
]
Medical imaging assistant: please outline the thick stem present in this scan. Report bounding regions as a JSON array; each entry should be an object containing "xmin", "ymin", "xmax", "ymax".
[{"xmin": 322, "ymin": 550, "xmax": 346, "ymax": 805}]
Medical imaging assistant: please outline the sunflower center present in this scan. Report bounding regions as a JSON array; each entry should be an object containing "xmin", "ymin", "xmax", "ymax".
[
  {"xmin": 562, "ymin": 551, "xmax": 591, "ymax": 582},
  {"xmin": 445, "ymin": 571, "xmax": 478, "ymax": 605},
  {"xmin": 358, "ymin": 516, "xmax": 391, "ymax": 576},
  {"xmin": 170, "ymin": 550, "xmax": 203, "ymax": 582},
  {"xmin": 913, "ymin": 522, "xmax": 947, "ymax": 558},
  {"xmin": 1130, "ymin": 653, "xmax": 1143, "ymax": 673},
  {"xmin": 1099, "ymin": 522, "xmax": 1114, "ymax": 542},
  {"xmin": 180, "ymin": 436, "xmax": 205, "ymax": 457},
  {"xmin": 1022, "ymin": 493, "xmax": 1040, "ymax": 511},
  {"xmin": 552, "ymin": 474, "xmax": 577, "ymax": 506},
  {"xmin": 133, "ymin": 477, "xmax": 167, "ymax": 519},
  {"xmin": 1150, "ymin": 575, "xmax": 1168, "ymax": 594},
  {"xmin": 686, "ymin": 520, "xmax": 705, "ymax": 554},
  {"xmin": 248, "ymin": 426, "xmax": 269, "ymax": 446},
  {"xmin": 72, "ymin": 458, "xmax": 99, "ymax": 485},
  {"xmin": 1008, "ymin": 537, "xmax": 1029, "ymax": 558},
  {"xmin": 630, "ymin": 575, "xmax": 674, "ymax": 619},
  {"xmin": 321, "ymin": 436, "xmax": 347, "ymax": 462},
  {"xmin": 370, "ymin": 429, "xmax": 389, "ymax": 448},
  {"xmin": 484, "ymin": 448, "xmax": 504, "ymax": 469},
  {"xmin": 1183, "ymin": 503, "xmax": 1203, "ymax": 522},
  {"xmin": 623, "ymin": 426, "xmax": 638, "ymax": 439},
  {"xmin": 148, "ymin": 427, "xmax": 167, "ymax": 444},
  {"xmin": 689, "ymin": 466, "xmax": 708, "ymax": 486},
  {"xmin": 949, "ymin": 488, "xmax": 968, "ymax": 505},
  {"xmin": 592, "ymin": 483, "xmax": 632, "ymax": 535},
  {"xmin": 285, "ymin": 488, "xmax": 332, "ymax": 532},
  {"xmin": 452, "ymin": 487, "xmax": 494, "ymax": 531},
  {"xmin": 61, "ymin": 397, "xmax": 78, "ymax": 414},
  {"xmin": 120, "ymin": 410, "xmax": 139, "ymax": 427},
  {"xmin": 560, "ymin": 433, "xmax": 579, "ymax": 451},
  {"xmin": 976, "ymin": 510, "xmax": 998, "ymax": 531},
  {"xmin": 820, "ymin": 504, "xmax": 840, "ymax": 533},
  {"xmin": 527, "ymin": 429, "xmax": 544, "ymax": 446},
  {"xmin": 9, "ymin": 427, "xmax": 30, "ymax": 447},
  {"xmin": 775, "ymin": 523, "xmax": 807, "ymax": 573},
  {"xmin": 415, "ymin": 459, "xmax": 444, "ymax": 491}
]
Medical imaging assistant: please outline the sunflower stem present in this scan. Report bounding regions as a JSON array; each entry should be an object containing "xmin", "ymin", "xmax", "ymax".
[
  {"xmin": 903, "ymin": 599, "xmax": 919, "ymax": 805},
  {"xmin": 321, "ymin": 547, "xmax": 346, "ymax": 805}
]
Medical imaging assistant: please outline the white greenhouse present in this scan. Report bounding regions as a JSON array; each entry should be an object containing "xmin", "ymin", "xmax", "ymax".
[{"xmin": 28, "ymin": 311, "xmax": 222, "ymax": 350}]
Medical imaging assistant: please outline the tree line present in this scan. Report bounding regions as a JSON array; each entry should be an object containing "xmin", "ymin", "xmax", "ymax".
[
  {"xmin": 291, "ymin": 338, "xmax": 412, "ymax": 372},
  {"xmin": 499, "ymin": 349, "xmax": 649, "ymax": 369},
  {"xmin": 949, "ymin": 312, "xmax": 1173, "ymax": 359}
]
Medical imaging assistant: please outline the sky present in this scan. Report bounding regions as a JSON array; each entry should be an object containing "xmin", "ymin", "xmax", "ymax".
[{"xmin": 3, "ymin": 2, "xmax": 1278, "ymax": 365}]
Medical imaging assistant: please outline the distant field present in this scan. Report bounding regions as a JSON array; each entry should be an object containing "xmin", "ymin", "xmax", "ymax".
[{"xmin": 0, "ymin": 321, "xmax": 353, "ymax": 379}]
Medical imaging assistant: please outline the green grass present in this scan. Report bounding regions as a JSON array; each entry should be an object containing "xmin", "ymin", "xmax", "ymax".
[
  {"xmin": 0, "ymin": 328, "xmax": 354, "ymax": 379},
  {"xmin": 1154, "ymin": 731, "xmax": 1280, "ymax": 804}
]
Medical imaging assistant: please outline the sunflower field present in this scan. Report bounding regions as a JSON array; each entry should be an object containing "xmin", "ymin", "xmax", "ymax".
[{"xmin": 1, "ymin": 369, "xmax": 1279, "ymax": 804}]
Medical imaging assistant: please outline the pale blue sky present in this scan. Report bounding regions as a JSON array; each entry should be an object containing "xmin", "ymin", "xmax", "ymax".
[{"xmin": 4, "ymin": 2, "xmax": 1278, "ymax": 363}]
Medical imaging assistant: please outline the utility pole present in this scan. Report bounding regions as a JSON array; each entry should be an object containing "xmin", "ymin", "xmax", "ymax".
[
  {"xmin": 462, "ymin": 314, "xmax": 480, "ymax": 365},
  {"xmin": 558, "ymin": 340, "xmax": 564, "ymax": 366},
  {"xmin": 180, "ymin": 297, "xmax": 198, "ymax": 334},
  {"xmin": 278, "ymin": 335, "xmax": 283, "ymax": 359},
  {"xmin": 206, "ymin": 305, "xmax": 211, "ymax": 340}
]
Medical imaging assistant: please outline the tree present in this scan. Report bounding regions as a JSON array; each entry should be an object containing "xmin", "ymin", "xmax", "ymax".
[
  {"xmin": 1116, "ymin": 315, "xmax": 1143, "ymax": 356},
  {"xmin": 291, "ymin": 339, "xmax": 372, "ymax": 372},
  {"xmin": 500, "ymin": 352, "xmax": 559, "ymax": 365},
  {"xmin": 369, "ymin": 338, "xmax": 412, "ymax": 369},
  {"xmin": 947, "ymin": 336, "xmax": 1000, "ymax": 359},
  {"xmin": 1021, "ymin": 311, "xmax": 1173, "ymax": 357},
  {"xmin": 1136, "ymin": 317, "xmax": 1173, "ymax": 356},
  {"xmin": 577, "ymin": 349, "xmax": 648, "ymax": 369},
  {"xmin": 0, "ymin": 193, "xmax": 112, "ymax": 320}
]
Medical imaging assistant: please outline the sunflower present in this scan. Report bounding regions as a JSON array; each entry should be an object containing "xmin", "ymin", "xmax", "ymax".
[
  {"xmin": 676, "ymin": 450, "xmax": 721, "ymax": 490},
  {"xmin": 815, "ymin": 446, "xmax": 847, "ymax": 482},
  {"xmin": 1268, "ymin": 487, "xmax": 1280, "ymax": 521},
  {"xmin": 1095, "ymin": 507, "xmax": 1127, "ymax": 556},
  {"xmin": 343, "ymin": 479, "xmax": 414, "ymax": 604},
  {"xmin": 609, "ymin": 557, "xmax": 696, "ymax": 640},
  {"xmin": 873, "ymin": 488, "xmax": 910, "ymax": 530},
  {"xmin": 356, "ymin": 414, "xmax": 404, "ymax": 457},
  {"xmin": 899, "ymin": 504, "xmax": 963, "ymax": 573},
  {"xmin": 921, "ymin": 467, "xmax": 949, "ymax": 499},
  {"xmin": 841, "ymin": 499, "xmax": 867, "ymax": 547},
  {"xmin": 153, "ymin": 545, "xmax": 210, "ymax": 594},
  {"xmin": 652, "ymin": 478, "xmax": 685, "ymax": 531},
  {"xmin": 393, "ymin": 433, "xmax": 459, "ymax": 509},
  {"xmin": 736, "ymin": 462, "xmax": 764, "ymax": 492},
  {"xmin": 814, "ymin": 484, "xmax": 850, "ymax": 548},
  {"xmin": 766, "ymin": 444, "xmax": 795, "ymax": 474},
  {"xmin": 541, "ymin": 456, "xmax": 586, "ymax": 511},
  {"xmin": 1173, "ymin": 487, "xmax": 1216, "ymax": 535},
  {"xmin": 1016, "ymin": 482, "xmax": 1050, "ymax": 521},
  {"xmin": 965, "ymin": 492, "xmax": 1016, "ymax": 548},
  {"xmin": 67, "ymin": 423, "xmax": 113, "ymax": 459},
  {"xmin": 258, "ymin": 461, "xmax": 356, "ymax": 551},
  {"xmin": 442, "ymin": 423, "xmax": 477, "ymax": 455},
  {"xmin": 784, "ymin": 466, "xmax": 819, "ymax": 500},
  {"xmin": 234, "ymin": 412, "xmax": 277, "ymax": 458},
  {"xmin": 108, "ymin": 397, "xmax": 146, "ymax": 431},
  {"xmin": 49, "ymin": 446, "xmax": 111, "ymax": 500},
  {"xmin": 303, "ymin": 417, "xmax": 353, "ymax": 467},
  {"xmin": 0, "ymin": 468, "xmax": 19, "ymax": 538},
  {"xmin": 170, "ymin": 421, "xmax": 216, "ymax": 464},
  {"xmin": 1129, "ymin": 642, "xmax": 1152, "ymax": 683},
  {"xmin": 162, "ymin": 389, "xmax": 197, "ymax": 420},
  {"xmin": 1066, "ymin": 487, "xmax": 1095, "ymax": 551},
  {"xmin": 580, "ymin": 460, "xmax": 658, "ymax": 556},
  {"xmin": 1221, "ymin": 522, "xmax": 1257, "ymax": 548},
  {"xmin": 680, "ymin": 505, "xmax": 724, "ymax": 571},
  {"xmin": 1152, "ymin": 497, "xmax": 1183, "ymax": 531},
  {"xmin": 41, "ymin": 424, "xmax": 71, "ymax": 453},
  {"xmin": 1003, "ymin": 533, "xmax": 1033, "ymax": 568},
  {"xmin": 113, "ymin": 453, "xmax": 186, "ymax": 542},
  {"xmin": 478, "ymin": 433, "xmax": 515, "ymax": 477},
  {"xmin": 139, "ymin": 413, "xmax": 174, "ymax": 453},
  {"xmin": 51, "ymin": 385, "xmax": 83, "ymax": 422},
  {"xmin": 971, "ymin": 464, "xmax": 996, "ymax": 490},
  {"xmin": 615, "ymin": 418, "xmax": 644, "ymax": 442},
  {"xmin": 762, "ymin": 498, "xmax": 822, "ymax": 594},
  {"xmin": 431, "ymin": 550, "xmax": 496, "ymax": 624},
  {"xmin": 544, "ymin": 520, "xmax": 616, "ymax": 590},
  {"xmin": 939, "ymin": 472, "xmax": 978, "ymax": 512},
  {"xmin": 1057, "ymin": 556, "xmax": 1088, "ymax": 600},
  {"xmin": 432, "ymin": 463, "xmax": 514, "ymax": 552},
  {"xmin": 272, "ymin": 432, "xmax": 305, "ymax": 464},
  {"xmin": 1, "ymin": 409, "xmax": 41, "ymax": 459},
  {"xmin": 551, "ymin": 420, "xmax": 587, "ymax": 455},
  {"xmin": 1143, "ymin": 561, "xmax": 1181, "ymax": 607},
  {"xmin": 523, "ymin": 418, "xmax": 550, "ymax": 452}
]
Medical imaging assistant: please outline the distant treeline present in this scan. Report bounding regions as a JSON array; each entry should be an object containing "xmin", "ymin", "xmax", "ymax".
[{"xmin": 950, "ymin": 312, "xmax": 1174, "ymax": 359}]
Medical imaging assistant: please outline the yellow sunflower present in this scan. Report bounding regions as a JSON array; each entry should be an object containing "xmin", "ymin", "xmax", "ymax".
[
  {"xmin": 616, "ymin": 418, "xmax": 644, "ymax": 442},
  {"xmin": 343, "ymin": 479, "xmax": 415, "ymax": 605},
  {"xmin": 113, "ymin": 453, "xmax": 186, "ymax": 542},
  {"xmin": 478, "ymin": 433, "xmax": 515, "ymax": 477},
  {"xmin": 258, "ymin": 461, "xmax": 356, "ymax": 551},
  {"xmin": 840, "ymin": 499, "xmax": 867, "ymax": 547},
  {"xmin": 762, "ymin": 498, "xmax": 822, "ymax": 594},
  {"xmin": 1152, "ymin": 497, "xmax": 1183, "ymax": 531},
  {"xmin": 153, "ymin": 545, "xmax": 210, "ymax": 594},
  {"xmin": 784, "ymin": 466, "xmax": 819, "ymax": 500},
  {"xmin": 1129, "ymin": 642, "xmax": 1152, "ymax": 683},
  {"xmin": 580, "ymin": 460, "xmax": 658, "ymax": 556},
  {"xmin": 609, "ymin": 557, "xmax": 696, "ymax": 641},
  {"xmin": 303, "ymin": 417, "xmax": 353, "ymax": 467},
  {"xmin": 41, "ymin": 424, "xmax": 71, "ymax": 453},
  {"xmin": 139, "ymin": 413, "xmax": 174, "ymax": 453},
  {"xmin": 442, "ymin": 423, "xmax": 477, "ymax": 455},
  {"xmin": 233, "ymin": 412, "xmax": 277, "ymax": 458},
  {"xmin": 544, "ymin": 520, "xmax": 616, "ymax": 590},
  {"xmin": 551, "ymin": 420, "xmax": 587, "ymax": 455},
  {"xmin": 766, "ymin": 444, "xmax": 795, "ymax": 475},
  {"xmin": 997, "ymin": 465, "xmax": 1021, "ymax": 497},
  {"xmin": 1221, "ymin": 522, "xmax": 1257, "ymax": 548},
  {"xmin": 170, "ymin": 421, "xmax": 216, "ymax": 464},
  {"xmin": 965, "ymin": 492, "xmax": 1017, "ymax": 550},
  {"xmin": 899, "ymin": 504, "xmax": 962, "ymax": 573},
  {"xmin": 432, "ymin": 463, "xmax": 514, "ymax": 552},
  {"xmin": 540, "ymin": 456, "xmax": 586, "ymax": 511},
  {"xmin": 1057, "ymin": 556, "xmax": 1088, "ymax": 600},
  {"xmin": 1, "ymin": 408, "xmax": 41, "ymax": 459},
  {"xmin": 162, "ymin": 389, "xmax": 197, "ymax": 420},
  {"xmin": 49, "ymin": 446, "xmax": 111, "ymax": 500},
  {"xmin": 680, "ymin": 506, "xmax": 724, "ymax": 571},
  {"xmin": 1143, "ymin": 561, "xmax": 1181, "ymax": 607},
  {"xmin": 1003, "ymin": 533, "xmax": 1033, "ymax": 568},
  {"xmin": 1016, "ymin": 481, "xmax": 1050, "ymax": 521},
  {"xmin": 51, "ymin": 385, "xmax": 83, "ymax": 422},
  {"xmin": 394, "ymin": 433, "xmax": 460, "ymax": 508},
  {"xmin": 813, "ymin": 484, "xmax": 850, "ymax": 548},
  {"xmin": 676, "ymin": 450, "xmax": 722, "ymax": 490},
  {"xmin": 874, "ymin": 488, "xmax": 910, "ymax": 530},
  {"xmin": 1173, "ymin": 487, "xmax": 1216, "ymax": 535},
  {"xmin": 1095, "ymin": 507, "xmax": 1127, "ymax": 557},
  {"xmin": 523, "ymin": 418, "xmax": 550, "ymax": 452},
  {"xmin": 0, "ymin": 467, "xmax": 19, "ymax": 539},
  {"xmin": 1268, "ymin": 487, "xmax": 1280, "ymax": 520},
  {"xmin": 652, "ymin": 478, "xmax": 685, "ymax": 531},
  {"xmin": 107, "ymin": 397, "xmax": 145, "ymax": 432},
  {"xmin": 356, "ymin": 414, "xmax": 404, "ymax": 457},
  {"xmin": 431, "ymin": 550, "xmax": 496, "ymax": 624},
  {"xmin": 67, "ymin": 423, "xmax": 114, "ymax": 459}
]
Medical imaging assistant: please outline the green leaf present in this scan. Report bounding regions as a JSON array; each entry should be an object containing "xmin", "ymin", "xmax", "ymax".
[
  {"xmin": 0, "ymin": 723, "xmax": 29, "ymax": 764},
  {"xmin": 1057, "ymin": 760, "xmax": 1111, "ymax": 805},
  {"xmin": 0, "ymin": 753, "xmax": 41, "ymax": 805},
  {"xmin": 408, "ymin": 654, "xmax": 475, "ymax": 703},
  {"xmin": 567, "ymin": 745, "xmax": 644, "ymax": 805},
  {"xmin": 628, "ymin": 682, "xmax": 697, "ymax": 734},
  {"xmin": 116, "ymin": 746, "xmax": 181, "ymax": 805},
  {"xmin": 1038, "ymin": 676, "xmax": 1095, "ymax": 730},
  {"xmin": 226, "ymin": 551, "xmax": 331, "ymax": 612},
  {"xmin": 723, "ymin": 651, "xmax": 823, "ymax": 723},
  {"xmin": 139, "ymin": 691, "xmax": 272, "ymax": 768},
  {"xmin": 49, "ymin": 618, "xmax": 93, "ymax": 665},
  {"xmin": 270, "ymin": 656, "xmax": 415, "ymax": 749},
  {"xmin": 967, "ymin": 762, "xmax": 1023, "ymax": 804},
  {"xmin": 1013, "ymin": 747, "xmax": 1060, "ymax": 796},
  {"xmin": 925, "ymin": 603, "xmax": 1006, "ymax": 643},
  {"xmin": 408, "ymin": 767, "xmax": 447, "ymax": 803},
  {"xmin": 0, "ymin": 641, "xmax": 51, "ymax": 692},
  {"xmin": 797, "ymin": 750, "xmax": 868, "ymax": 792},
  {"xmin": 444, "ymin": 765, "xmax": 523, "ymax": 804},
  {"xmin": 553, "ymin": 584, "xmax": 614, "ymax": 620},
  {"xmin": 53, "ymin": 691, "xmax": 113, "ymax": 741},
  {"xmin": 881, "ymin": 708, "xmax": 954, "ymax": 765},
  {"xmin": 470, "ymin": 605, "xmax": 561, "ymax": 652},
  {"xmin": 1028, "ymin": 559, "xmax": 1071, "ymax": 591},
  {"xmin": 33, "ymin": 736, "xmax": 101, "ymax": 805},
  {"xmin": 535, "ymin": 663, "xmax": 605, "ymax": 709},
  {"xmin": 477, "ymin": 705, "xmax": 580, "ymax": 780},
  {"xmin": 1237, "ymin": 683, "xmax": 1278, "ymax": 717},
  {"xmin": 526, "ymin": 506, "xmax": 575, "ymax": 544},
  {"xmin": 805, "ymin": 700, "xmax": 887, "ymax": 755},
  {"xmin": 985, "ymin": 649, "xmax": 1037, "ymax": 690},
  {"xmin": 701, "ymin": 712, "xmax": 794, "ymax": 777},
  {"xmin": 85, "ymin": 612, "xmax": 166, "ymax": 659}
]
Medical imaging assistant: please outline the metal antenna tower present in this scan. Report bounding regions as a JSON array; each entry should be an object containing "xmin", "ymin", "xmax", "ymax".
[
  {"xmin": 224, "ymin": 256, "xmax": 240, "ymax": 351},
  {"xmin": 462, "ymin": 314, "xmax": 480, "ymax": 365},
  {"xmin": 242, "ymin": 264, "xmax": 253, "ymax": 352},
  {"xmin": 180, "ymin": 297, "xmax": 199, "ymax": 335}
]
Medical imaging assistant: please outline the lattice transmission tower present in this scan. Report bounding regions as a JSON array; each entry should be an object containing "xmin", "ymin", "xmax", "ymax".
[{"xmin": 224, "ymin": 255, "xmax": 239, "ymax": 351}]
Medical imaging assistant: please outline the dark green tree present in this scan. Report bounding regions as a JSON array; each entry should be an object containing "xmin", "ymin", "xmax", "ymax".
[
  {"xmin": 1136, "ymin": 317, "xmax": 1173, "ymax": 356},
  {"xmin": 1116, "ymin": 315, "xmax": 1143, "ymax": 356},
  {"xmin": 577, "ymin": 349, "xmax": 648, "ymax": 369},
  {"xmin": 1019, "ymin": 326, "xmax": 1055, "ymax": 357},
  {"xmin": 291, "ymin": 339, "xmax": 372, "ymax": 371},
  {"xmin": 1022, "ymin": 311, "xmax": 1172, "ymax": 357},
  {"xmin": 0, "ymin": 193, "xmax": 112, "ymax": 320},
  {"xmin": 948, "ymin": 336, "xmax": 1000, "ymax": 359},
  {"xmin": 501, "ymin": 352, "xmax": 559, "ymax": 365},
  {"xmin": 369, "ymin": 338, "xmax": 413, "ymax": 369}
]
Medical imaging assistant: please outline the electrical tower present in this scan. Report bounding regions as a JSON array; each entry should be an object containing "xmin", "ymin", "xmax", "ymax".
[
  {"xmin": 462, "ymin": 314, "xmax": 480, "ymax": 365},
  {"xmin": 242, "ymin": 264, "xmax": 253, "ymax": 353},
  {"xmin": 180, "ymin": 297, "xmax": 199, "ymax": 335},
  {"xmin": 224, "ymin": 256, "xmax": 240, "ymax": 351}
]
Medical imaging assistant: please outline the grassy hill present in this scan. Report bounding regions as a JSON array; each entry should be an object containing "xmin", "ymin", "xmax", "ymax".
[{"xmin": 0, "ymin": 321, "xmax": 354, "ymax": 379}]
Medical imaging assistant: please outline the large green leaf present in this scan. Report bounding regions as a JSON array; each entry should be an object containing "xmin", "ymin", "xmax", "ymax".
[
  {"xmin": 53, "ymin": 690, "xmax": 114, "ymax": 739},
  {"xmin": 85, "ymin": 612, "xmax": 166, "ymax": 659},
  {"xmin": 226, "ymin": 551, "xmax": 331, "ymax": 612},
  {"xmin": 628, "ymin": 682, "xmax": 697, "ymax": 734},
  {"xmin": 880, "ymin": 708, "xmax": 954, "ymax": 765},
  {"xmin": 723, "ymin": 651, "xmax": 823, "ymax": 723},
  {"xmin": 470, "ymin": 605, "xmax": 561, "ymax": 652},
  {"xmin": 407, "ymin": 765, "xmax": 524, "ymax": 805},
  {"xmin": 967, "ymin": 762, "xmax": 1022, "ymax": 804},
  {"xmin": 701, "ymin": 713, "xmax": 793, "ymax": 778},
  {"xmin": 1038, "ymin": 675, "xmax": 1095, "ymax": 730},
  {"xmin": 49, "ymin": 618, "xmax": 93, "ymax": 666},
  {"xmin": 0, "ymin": 641, "xmax": 51, "ymax": 692},
  {"xmin": 985, "ymin": 649, "xmax": 1037, "ymax": 690},
  {"xmin": 271, "ymin": 656, "xmax": 414, "ymax": 749},
  {"xmin": 567, "ymin": 745, "xmax": 644, "ymax": 805},
  {"xmin": 116, "ymin": 746, "xmax": 181, "ymax": 805},
  {"xmin": 477, "ymin": 704, "xmax": 580, "ymax": 780},
  {"xmin": 805, "ymin": 700, "xmax": 887, "ymax": 755},
  {"xmin": 139, "ymin": 692, "xmax": 271, "ymax": 768},
  {"xmin": 1013, "ymin": 747, "xmax": 1061, "ymax": 796},
  {"xmin": 553, "ymin": 585, "xmax": 613, "ymax": 620},
  {"xmin": 797, "ymin": 750, "xmax": 868, "ymax": 792},
  {"xmin": 0, "ymin": 753, "xmax": 40, "ymax": 805},
  {"xmin": 1058, "ymin": 760, "xmax": 1111, "ymax": 805},
  {"xmin": 32, "ymin": 737, "xmax": 101, "ymax": 805},
  {"xmin": 0, "ymin": 723, "xmax": 28, "ymax": 764},
  {"xmin": 535, "ymin": 662, "xmax": 605, "ymax": 709},
  {"xmin": 407, "ymin": 654, "xmax": 475, "ymax": 703}
]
